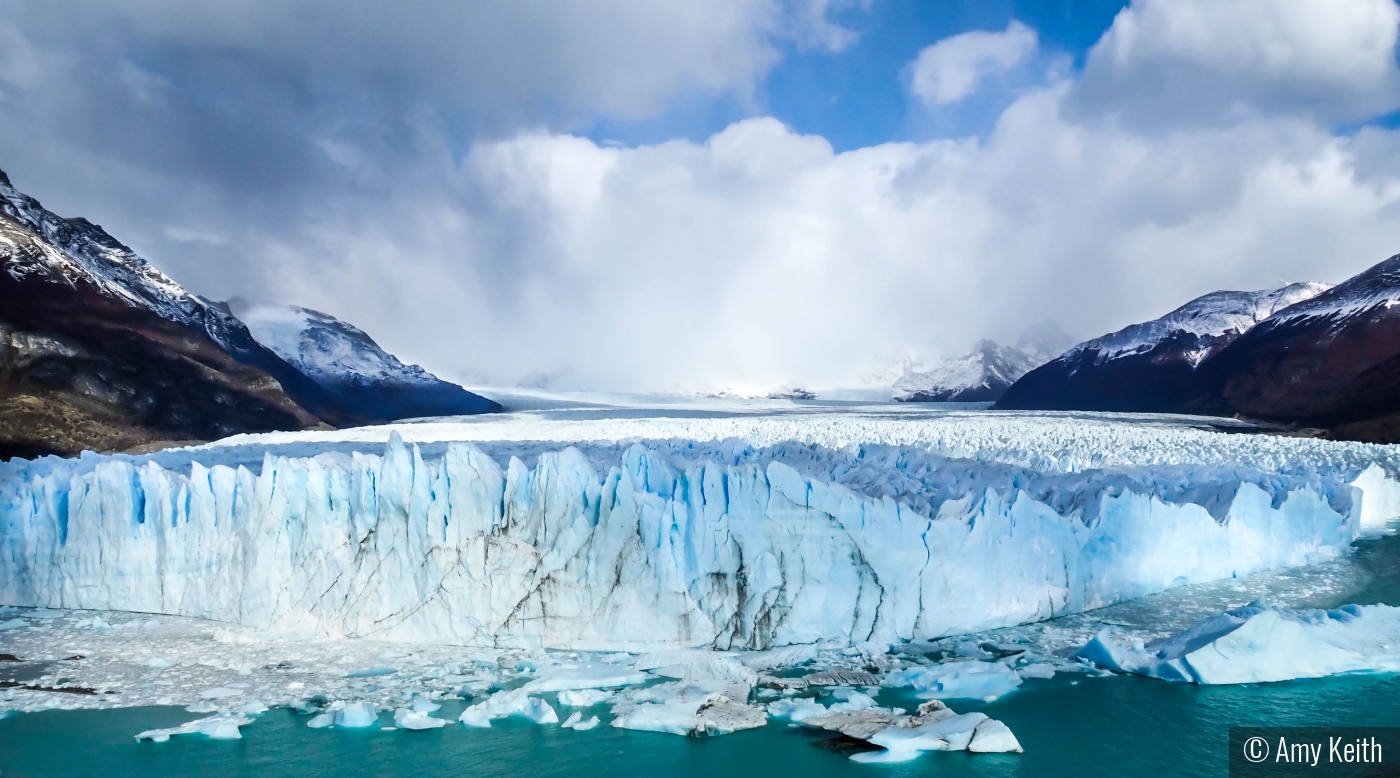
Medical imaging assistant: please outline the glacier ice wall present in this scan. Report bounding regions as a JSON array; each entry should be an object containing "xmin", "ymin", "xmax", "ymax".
[{"xmin": 0, "ymin": 435, "xmax": 1376, "ymax": 651}]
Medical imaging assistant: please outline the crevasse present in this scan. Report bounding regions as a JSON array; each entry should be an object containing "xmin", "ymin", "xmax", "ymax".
[{"xmin": 0, "ymin": 434, "xmax": 1381, "ymax": 651}]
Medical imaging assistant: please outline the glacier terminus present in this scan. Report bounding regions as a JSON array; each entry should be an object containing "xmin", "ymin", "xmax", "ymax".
[{"xmin": 4, "ymin": 406, "xmax": 1396, "ymax": 652}]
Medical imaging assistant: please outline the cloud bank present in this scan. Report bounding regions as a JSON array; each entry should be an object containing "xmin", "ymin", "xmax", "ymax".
[{"xmin": 2, "ymin": 0, "xmax": 1399, "ymax": 392}]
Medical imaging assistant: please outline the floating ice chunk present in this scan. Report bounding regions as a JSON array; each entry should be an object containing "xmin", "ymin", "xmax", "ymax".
[
  {"xmin": 310, "ymin": 701, "xmax": 378, "ymax": 728},
  {"xmin": 458, "ymin": 706, "xmax": 492, "ymax": 728},
  {"xmin": 458, "ymin": 688, "xmax": 557, "ymax": 725},
  {"xmin": 968, "ymin": 719, "xmax": 1023, "ymax": 753},
  {"xmin": 334, "ymin": 702, "xmax": 379, "ymax": 728},
  {"xmin": 557, "ymin": 689, "xmax": 615, "ymax": 707},
  {"xmin": 394, "ymin": 708, "xmax": 448, "ymax": 730},
  {"xmin": 560, "ymin": 711, "xmax": 603, "ymax": 730},
  {"xmin": 522, "ymin": 662, "xmax": 647, "ymax": 693},
  {"xmin": 803, "ymin": 708, "xmax": 905, "ymax": 740},
  {"xmin": 1077, "ymin": 600, "xmax": 1400, "ymax": 684},
  {"xmin": 0, "ymin": 618, "xmax": 26, "ymax": 631},
  {"xmin": 610, "ymin": 682, "xmax": 766, "ymax": 737},
  {"xmin": 239, "ymin": 700, "xmax": 268, "ymax": 716},
  {"xmin": 0, "ymin": 606, "xmax": 16, "ymax": 617},
  {"xmin": 409, "ymin": 697, "xmax": 441, "ymax": 714},
  {"xmin": 521, "ymin": 697, "xmax": 558, "ymax": 724},
  {"xmin": 886, "ymin": 661, "xmax": 1022, "ymax": 700},
  {"xmin": 146, "ymin": 657, "xmax": 174, "ymax": 669},
  {"xmin": 851, "ymin": 713, "xmax": 989, "ymax": 763},
  {"xmin": 136, "ymin": 714, "xmax": 253, "ymax": 742},
  {"xmin": 766, "ymin": 698, "xmax": 827, "ymax": 722}
]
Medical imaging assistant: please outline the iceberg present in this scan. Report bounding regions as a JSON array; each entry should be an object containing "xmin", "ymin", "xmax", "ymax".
[
  {"xmin": 458, "ymin": 689, "xmax": 558, "ymax": 726},
  {"xmin": 1076, "ymin": 600, "xmax": 1400, "ymax": 684},
  {"xmin": 136, "ymin": 713, "xmax": 254, "ymax": 742},
  {"xmin": 307, "ymin": 701, "xmax": 378, "ymax": 728},
  {"xmin": 803, "ymin": 699, "xmax": 1022, "ymax": 762},
  {"xmin": 561, "ymin": 711, "xmax": 601, "ymax": 730},
  {"xmin": 557, "ymin": 689, "xmax": 615, "ymax": 707},
  {"xmin": 0, "ymin": 426, "xmax": 1389, "ymax": 651},
  {"xmin": 393, "ymin": 708, "xmax": 448, "ymax": 730}
]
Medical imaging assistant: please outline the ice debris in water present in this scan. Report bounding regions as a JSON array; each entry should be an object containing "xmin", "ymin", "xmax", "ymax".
[
  {"xmin": 802, "ymin": 699, "xmax": 1022, "ymax": 762},
  {"xmin": 885, "ymin": 660, "xmax": 1023, "ymax": 701},
  {"xmin": 1077, "ymin": 600, "xmax": 1400, "ymax": 684},
  {"xmin": 393, "ymin": 707, "xmax": 448, "ymax": 730},
  {"xmin": 458, "ymin": 689, "xmax": 558, "ymax": 727},
  {"xmin": 136, "ymin": 713, "xmax": 255, "ymax": 742},
  {"xmin": 308, "ymin": 701, "xmax": 378, "ymax": 729},
  {"xmin": 609, "ymin": 681, "xmax": 768, "ymax": 737},
  {"xmin": 557, "ymin": 689, "xmax": 616, "ymax": 707},
  {"xmin": 561, "ymin": 711, "xmax": 601, "ymax": 730}
]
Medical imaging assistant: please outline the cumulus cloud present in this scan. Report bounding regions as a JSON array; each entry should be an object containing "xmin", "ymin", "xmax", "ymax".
[
  {"xmin": 249, "ymin": 100, "xmax": 1400, "ymax": 391},
  {"xmin": 3, "ymin": 0, "xmax": 1400, "ymax": 393},
  {"xmin": 907, "ymin": 21, "xmax": 1039, "ymax": 106},
  {"xmin": 1075, "ymin": 0, "xmax": 1400, "ymax": 125}
]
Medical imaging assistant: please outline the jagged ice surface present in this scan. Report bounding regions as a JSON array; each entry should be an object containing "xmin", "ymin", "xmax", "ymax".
[
  {"xmin": 4, "ymin": 412, "xmax": 1397, "ymax": 651},
  {"xmin": 1077, "ymin": 600, "xmax": 1400, "ymax": 684}
]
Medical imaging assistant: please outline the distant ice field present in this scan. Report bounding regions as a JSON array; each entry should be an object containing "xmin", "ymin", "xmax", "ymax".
[{"xmin": 66, "ymin": 393, "xmax": 1398, "ymax": 480}]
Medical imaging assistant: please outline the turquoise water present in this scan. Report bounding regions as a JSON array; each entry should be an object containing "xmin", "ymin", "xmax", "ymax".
[
  {"xmin": 3, "ymin": 674, "xmax": 1398, "ymax": 778},
  {"xmin": 3, "ymin": 531, "xmax": 1399, "ymax": 778}
]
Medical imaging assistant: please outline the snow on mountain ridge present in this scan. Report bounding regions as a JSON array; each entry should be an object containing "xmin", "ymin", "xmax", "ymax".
[
  {"xmin": 1065, "ymin": 282, "xmax": 1332, "ymax": 365},
  {"xmin": 229, "ymin": 300, "xmax": 443, "ymax": 388},
  {"xmin": 0, "ymin": 169, "xmax": 220, "ymax": 336},
  {"xmin": 893, "ymin": 340, "xmax": 1049, "ymax": 402},
  {"xmin": 1261, "ymin": 255, "xmax": 1400, "ymax": 326}
]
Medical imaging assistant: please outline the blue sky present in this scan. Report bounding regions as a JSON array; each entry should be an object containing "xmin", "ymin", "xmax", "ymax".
[
  {"xmin": 589, "ymin": 0, "xmax": 1131, "ymax": 150},
  {"xmin": 3, "ymin": 0, "xmax": 1400, "ymax": 391}
]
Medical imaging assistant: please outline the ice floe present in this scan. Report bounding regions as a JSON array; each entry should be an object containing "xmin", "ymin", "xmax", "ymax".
[
  {"xmin": 1077, "ymin": 600, "xmax": 1400, "ymax": 684},
  {"xmin": 135, "ymin": 712, "xmax": 255, "ymax": 742}
]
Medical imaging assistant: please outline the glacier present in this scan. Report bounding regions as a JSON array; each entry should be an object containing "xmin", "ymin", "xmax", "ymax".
[{"xmin": 3, "ymin": 412, "xmax": 1396, "ymax": 652}]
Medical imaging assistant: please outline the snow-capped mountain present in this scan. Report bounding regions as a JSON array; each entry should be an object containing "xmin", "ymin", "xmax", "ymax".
[
  {"xmin": 0, "ymin": 167, "xmax": 498, "ymax": 457},
  {"xmin": 0, "ymin": 169, "xmax": 333, "ymax": 457},
  {"xmin": 996, "ymin": 282, "xmax": 1330, "ymax": 414},
  {"xmin": 893, "ymin": 340, "xmax": 1051, "ymax": 402},
  {"xmin": 227, "ymin": 300, "xmax": 500, "ymax": 419},
  {"xmin": 1205, "ymin": 254, "xmax": 1400, "ymax": 441}
]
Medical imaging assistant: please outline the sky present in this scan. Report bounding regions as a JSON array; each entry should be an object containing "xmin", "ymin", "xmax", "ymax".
[{"xmin": 3, "ymin": 0, "xmax": 1400, "ymax": 392}]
